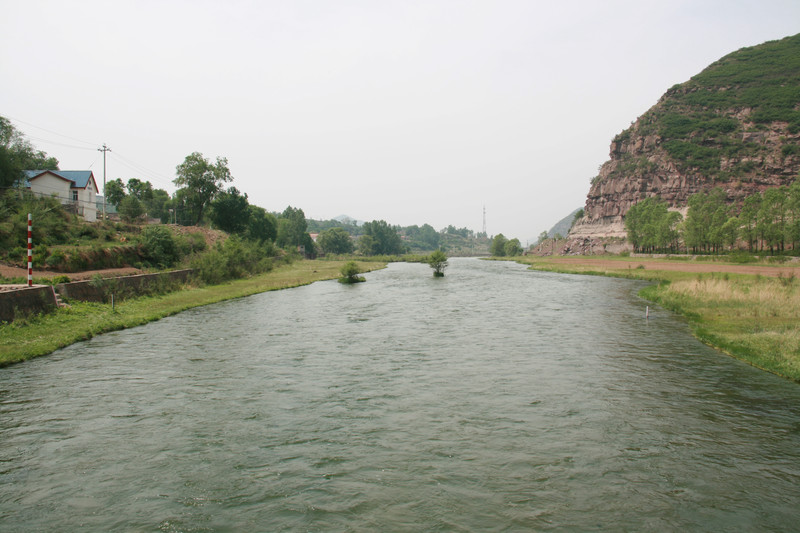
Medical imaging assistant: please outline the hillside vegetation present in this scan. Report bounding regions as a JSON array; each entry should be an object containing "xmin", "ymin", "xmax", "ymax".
[{"xmin": 619, "ymin": 33, "xmax": 800, "ymax": 181}]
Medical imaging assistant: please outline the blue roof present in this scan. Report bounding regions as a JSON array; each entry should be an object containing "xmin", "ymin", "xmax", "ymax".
[{"xmin": 24, "ymin": 170, "xmax": 97, "ymax": 189}]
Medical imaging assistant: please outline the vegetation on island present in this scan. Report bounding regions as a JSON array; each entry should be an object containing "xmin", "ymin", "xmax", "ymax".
[
  {"xmin": 427, "ymin": 250, "xmax": 448, "ymax": 277},
  {"xmin": 338, "ymin": 261, "xmax": 366, "ymax": 284}
]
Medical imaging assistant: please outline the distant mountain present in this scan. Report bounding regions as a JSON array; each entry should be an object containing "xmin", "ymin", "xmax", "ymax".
[
  {"xmin": 572, "ymin": 33, "xmax": 800, "ymax": 239},
  {"xmin": 529, "ymin": 208, "xmax": 581, "ymax": 244},
  {"xmin": 332, "ymin": 215, "xmax": 364, "ymax": 226}
]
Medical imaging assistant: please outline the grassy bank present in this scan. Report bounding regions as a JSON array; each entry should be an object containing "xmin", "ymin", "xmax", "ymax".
[
  {"xmin": 0, "ymin": 260, "xmax": 385, "ymax": 366},
  {"xmin": 519, "ymin": 256, "xmax": 800, "ymax": 383}
]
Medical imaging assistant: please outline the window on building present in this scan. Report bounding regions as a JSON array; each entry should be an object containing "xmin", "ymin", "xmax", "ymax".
[{"xmin": 72, "ymin": 190, "xmax": 78, "ymax": 202}]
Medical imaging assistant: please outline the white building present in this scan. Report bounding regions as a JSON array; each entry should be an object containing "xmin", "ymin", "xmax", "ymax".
[{"xmin": 24, "ymin": 170, "xmax": 99, "ymax": 222}]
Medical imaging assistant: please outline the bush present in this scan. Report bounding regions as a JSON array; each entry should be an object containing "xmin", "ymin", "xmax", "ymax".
[
  {"xmin": 189, "ymin": 236, "xmax": 277, "ymax": 285},
  {"xmin": 45, "ymin": 249, "xmax": 66, "ymax": 268},
  {"xmin": 140, "ymin": 225, "xmax": 179, "ymax": 268},
  {"xmin": 338, "ymin": 261, "xmax": 365, "ymax": 284}
]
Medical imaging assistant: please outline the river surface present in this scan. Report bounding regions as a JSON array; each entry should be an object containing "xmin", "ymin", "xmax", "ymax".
[{"xmin": 1, "ymin": 258, "xmax": 799, "ymax": 531}]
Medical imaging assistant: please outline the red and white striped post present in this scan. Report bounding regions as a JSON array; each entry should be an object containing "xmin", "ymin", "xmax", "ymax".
[{"xmin": 27, "ymin": 213, "xmax": 33, "ymax": 287}]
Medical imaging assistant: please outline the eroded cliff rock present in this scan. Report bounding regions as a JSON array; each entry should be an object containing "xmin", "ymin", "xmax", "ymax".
[{"xmin": 569, "ymin": 33, "xmax": 800, "ymax": 243}]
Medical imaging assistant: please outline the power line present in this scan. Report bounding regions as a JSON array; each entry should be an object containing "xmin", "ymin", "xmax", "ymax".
[
  {"xmin": 110, "ymin": 152, "xmax": 174, "ymax": 187},
  {"xmin": 4, "ymin": 115, "xmax": 97, "ymax": 148}
]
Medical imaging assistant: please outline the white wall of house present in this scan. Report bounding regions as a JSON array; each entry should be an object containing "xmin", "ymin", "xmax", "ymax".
[
  {"xmin": 29, "ymin": 173, "xmax": 98, "ymax": 222},
  {"xmin": 78, "ymin": 183, "xmax": 97, "ymax": 222},
  {"xmin": 29, "ymin": 173, "xmax": 71, "ymax": 203}
]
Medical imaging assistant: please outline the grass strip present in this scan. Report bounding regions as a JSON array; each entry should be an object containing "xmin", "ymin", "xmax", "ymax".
[
  {"xmin": 0, "ymin": 260, "xmax": 385, "ymax": 366},
  {"xmin": 520, "ymin": 256, "xmax": 800, "ymax": 383}
]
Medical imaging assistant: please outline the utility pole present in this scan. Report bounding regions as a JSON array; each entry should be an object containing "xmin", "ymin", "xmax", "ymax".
[
  {"xmin": 98, "ymin": 143, "xmax": 111, "ymax": 220},
  {"xmin": 482, "ymin": 205, "xmax": 486, "ymax": 236}
]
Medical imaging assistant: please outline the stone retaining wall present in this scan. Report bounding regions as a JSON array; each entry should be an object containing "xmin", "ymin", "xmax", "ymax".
[
  {"xmin": 0, "ymin": 285, "xmax": 57, "ymax": 324},
  {"xmin": 55, "ymin": 269, "xmax": 193, "ymax": 303}
]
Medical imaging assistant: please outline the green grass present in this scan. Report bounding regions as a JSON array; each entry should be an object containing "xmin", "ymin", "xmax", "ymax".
[
  {"xmin": 0, "ymin": 260, "xmax": 385, "ymax": 366},
  {"xmin": 520, "ymin": 256, "xmax": 800, "ymax": 383}
]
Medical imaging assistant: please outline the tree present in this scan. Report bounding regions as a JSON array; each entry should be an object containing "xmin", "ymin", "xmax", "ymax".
[
  {"xmin": 209, "ymin": 187, "xmax": 250, "ymax": 234},
  {"xmin": 146, "ymin": 188, "xmax": 170, "ymax": 222},
  {"xmin": 428, "ymin": 249, "xmax": 448, "ymax": 276},
  {"xmin": 361, "ymin": 220, "xmax": 405, "ymax": 255},
  {"xmin": 358, "ymin": 234, "xmax": 377, "ymax": 256},
  {"xmin": 504, "ymin": 238, "xmax": 523, "ymax": 256},
  {"xmin": 490, "ymin": 234, "xmax": 508, "ymax": 256},
  {"xmin": 246, "ymin": 205, "xmax": 278, "ymax": 243},
  {"xmin": 126, "ymin": 178, "xmax": 154, "ymax": 202},
  {"xmin": 738, "ymin": 194, "xmax": 761, "ymax": 252},
  {"xmin": 0, "ymin": 116, "xmax": 59, "ymax": 189},
  {"xmin": 104, "ymin": 178, "xmax": 127, "ymax": 207},
  {"xmin": 625, "ymin": 196, "xmax": 682, "ymax": 253},
  {"xmin": 276, "ymin": 206, "xmax": 310, "ymax": 248},
  {"xmin": 174, "ymin": 152, "xmax": 233, "ymax": 225},
  {"xmin": 118, "ymin": 195, "xmax": 144, "ymax": 222},
  {"xmin": 318, "ymin": 227, "xmax": 354, "ymax": 255}
]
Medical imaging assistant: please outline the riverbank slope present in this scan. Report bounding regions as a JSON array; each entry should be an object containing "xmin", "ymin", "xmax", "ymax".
[
  {"xmin": 0, "ymin": 260, "xmax": 385, "ymax": 366},
  {"xmin": 518, "ymin": 256, "xmax": 800, "ymax": 383}
]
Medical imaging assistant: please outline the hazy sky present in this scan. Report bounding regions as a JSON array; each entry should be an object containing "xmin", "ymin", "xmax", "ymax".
[{"xmin": 3, "ymin": 0, "xmax": 799, "ymax": 241}]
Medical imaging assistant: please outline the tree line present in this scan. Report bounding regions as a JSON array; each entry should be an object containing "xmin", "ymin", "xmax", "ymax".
[
  {"xmin": 625, "ymin": 181, "xmax": 800, "ymax": 254},
  {"xmin": 1, "ymin": 116, "xmax": 502, "ymax": 259}
]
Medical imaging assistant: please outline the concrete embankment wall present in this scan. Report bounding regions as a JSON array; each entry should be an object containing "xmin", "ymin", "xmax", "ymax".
[
  {"xmin": 0, "ymin": 270, "xmax": 194, "ymax": 323},
  {"xmin": 0, "ymin": 286, "xmax": 57, "ymax": 323},
  {"xmin": 55, "ymin": 270, "xmax": 193, "ymax": 303}
]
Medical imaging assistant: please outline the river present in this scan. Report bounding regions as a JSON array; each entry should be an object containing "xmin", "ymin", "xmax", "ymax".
[{"xmin": 1, "ymin": 258, "xmax": 799, "ymax": 531}]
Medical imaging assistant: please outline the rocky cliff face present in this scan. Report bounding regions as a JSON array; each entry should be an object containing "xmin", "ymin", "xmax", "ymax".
[
  {"xmin": 569, "ymin": 34, "xmax": 800, "ymax": 242},
  {"xmin": 570, "ymin": 116, "xmax": 800, "ymax": 239}
]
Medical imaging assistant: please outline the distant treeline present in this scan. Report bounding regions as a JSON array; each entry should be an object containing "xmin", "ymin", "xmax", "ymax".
[{"xmin": 625, "ymin": 181, "xmax": 800, "ymax": 254}]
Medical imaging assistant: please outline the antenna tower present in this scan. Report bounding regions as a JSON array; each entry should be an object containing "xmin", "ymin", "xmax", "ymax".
[{"xmin": 482, "ymin": 205, "xmax": 486, "ymax": 235}]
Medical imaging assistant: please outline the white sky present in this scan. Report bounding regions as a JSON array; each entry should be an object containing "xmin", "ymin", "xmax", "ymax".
[{"xmin": 2, "ymin": 0, "xmax": 799, "ymax": 242}]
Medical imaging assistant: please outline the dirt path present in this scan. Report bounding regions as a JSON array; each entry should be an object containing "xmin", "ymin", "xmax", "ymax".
[
  {"xmin": 546, "ymin": 256, "xmax": 800, "ymax": 277},
  {"xmin": 0, "ymin": 264, "xmax": 143, "ymax": 282}
]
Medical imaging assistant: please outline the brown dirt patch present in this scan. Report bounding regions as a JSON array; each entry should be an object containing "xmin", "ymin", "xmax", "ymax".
[
  {"xmin": 547, "ymin": 256, "xmax": 800, "ymax": 277},
  {"xmin": 168, "ymin": 225, "xmax": 227, "ymax": 248},
  {"xmin": 0, "ymin": 264, "xmax": 143, "ymax": 282}
]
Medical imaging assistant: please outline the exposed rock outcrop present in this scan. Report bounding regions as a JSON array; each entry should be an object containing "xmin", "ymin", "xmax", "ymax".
[{"xmin": 569, "ymin": 33, "xmax": 800, "ymax": 244}]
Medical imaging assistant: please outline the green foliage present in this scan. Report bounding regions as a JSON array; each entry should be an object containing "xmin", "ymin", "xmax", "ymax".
[
  {"xmin": 683, "ymin": 189, "xmax": 729, "ymax": 253},
  {"xmin": 338, "ymin": 261, "xmax": 365, "ymax": 283},
  {"xmin": 644, "ymin": 34, "xmax": 800, "ymax": 177},
  {"xmin": 139, "ymin": 225, "xmax": 179, "ymax": 268},
  {"xmin": 359, "ymin": 220, "xmax": 405, "ymax": 255},
  {"xmin": 490, "ymin": 234, "xmax": 508, "ymax": 256},
  {"xmin": 190, "ymin": 235, "xmax": 278, "ymax": 285},
  {"xmin": 318, "ymin": 227, "xmax": 354, "ymax": 255},
  {"xmin": 625, "ymin": 196, "xmax": 683, "ymax": 253},
  {"xmin": 504, "ymin": 238, "xmax": 523, "ymax": 256},
  {"xmin": 118, "ymin": 195, "xmax": 144, "ymax": 223},
  {"xmin": 276, "ymin": 206, "xmax": 313, "ymax": 254},
  {"xmin": 209, "ymin": 186, "xmax": 250, "ymax": 234},
  {"xmin": 427, "ymin": 249, "xmax": 448, "ymax": 276},
  {"xmin": 246, "ymin": 205, "xmax": 278, "ymax": 243},
  {"xmin": 0, "ymin": 115, "xmax": 59, "ymax": 189},
  {"xmin": 104, "ymin": 178, "xmax": 126, "ymax": 207},
  {"xmin": 173, "ymin": 152, "xmax": 233, "ymax": 225}
]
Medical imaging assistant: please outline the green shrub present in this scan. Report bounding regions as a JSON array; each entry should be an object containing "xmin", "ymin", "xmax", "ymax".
[
  {"xmin": 338, "ymin": 261, "xmax": 365, "ymax": 284},
  {"xmin": 140, "ymin": 226, "xmax": 179, "ymax": 268},
  {"xmin": 45, "ymin": 249, "xmax": 66, "ymax": 268}
]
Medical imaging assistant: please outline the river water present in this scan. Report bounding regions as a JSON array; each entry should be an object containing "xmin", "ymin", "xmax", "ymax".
[{"xmin": 1, "ymin": 259, "xmax": 799, "ymax": 531}]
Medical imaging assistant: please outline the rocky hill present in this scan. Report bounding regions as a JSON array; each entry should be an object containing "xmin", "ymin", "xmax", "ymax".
[{"xmin": 571, "ymin": 33, "xmax": 800, "ymax": 241}]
